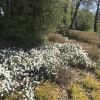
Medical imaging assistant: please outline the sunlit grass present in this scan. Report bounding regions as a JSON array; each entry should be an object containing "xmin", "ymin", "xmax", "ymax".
[
  {"xmin": 70, "ymin": 83, "xmax": 88, "ymax": 100},
  {"xmin": 67, "ymin": 30, "xmax": 100, "ymax": 47},
  {"xmin": 34, "ymin": 81, "xmax": 60, "ymax": 100},
  {"xmin": 80, "ymin": 75, "xmax": 100, "ymax": 90},
  {"xmin": 91, "ymin": 90, "xmax": 100, "ymax": 100},
  {"xmin": 70, "ymin": 74, "xmax": 100, "ymax": 100},
  {"xmin": 4, "ymin": 91, "xmax": 24, "ymax": 100},
  {"xmin": 94, "ymin": 69, "xmax": 100, "ymax": 78}
]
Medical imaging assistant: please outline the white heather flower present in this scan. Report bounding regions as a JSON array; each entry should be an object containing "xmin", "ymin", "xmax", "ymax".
[{"xmin": 0, "ymin": 43, "xmax": 95, "ymax": 99}]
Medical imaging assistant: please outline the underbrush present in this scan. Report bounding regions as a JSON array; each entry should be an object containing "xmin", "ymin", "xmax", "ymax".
[{"xmin": 0, "ymin": 42, "xmax": 97, "ymax": 100}]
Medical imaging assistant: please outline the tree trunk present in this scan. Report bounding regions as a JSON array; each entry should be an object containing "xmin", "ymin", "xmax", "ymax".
[
  {"xmin": 74, "ymin": 16, "xmax": 78, "ymax": 30},
  {"xmin": 69, "ymin": 0, "xmax": 82, "ymax": 29},
  {"xmin": 94, "ymin": 0, "xmax": 100, "ymax": 32}
]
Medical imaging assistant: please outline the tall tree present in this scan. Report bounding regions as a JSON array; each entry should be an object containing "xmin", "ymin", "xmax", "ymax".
[
  {"xmin": 94, "ymin": 0, "xmax": 100, "ymax": 32},
  {"xmin": 69, "ymin": 0, "xmax": 82, "ymax": 29},
  {"xmin": 0, "ymin": 0, "xmax": 68, "ymax": 46},
  {"xmin": 77, "ymin": 8, "xmax": 94, "ymax": 31},
  {"xmin": 69, "ymin": 0, "xmax": 94, "ymax": 30}
]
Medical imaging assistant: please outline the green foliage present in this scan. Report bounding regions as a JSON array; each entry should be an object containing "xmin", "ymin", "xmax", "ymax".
[
  {"xmin": 97, "ymin": 23, "xmax": 100, "ymax": 33},
  {"xmin": 77, "ymin": 9, "xmax": 94, "ymax": 31},
  {"xmin": 41, "ymin": 34, "xmax": 49, "ymax": 44},
  {"xmin": 62, "ymin": 0, "xmax": 72, "ymax": 27},
  {"xmin": 0, "ymin": 12, "xmax": 5, "ymax": 36},
  {"xmin": 1, "ymin": 0, "xmax": 71, "ymax": 46}
]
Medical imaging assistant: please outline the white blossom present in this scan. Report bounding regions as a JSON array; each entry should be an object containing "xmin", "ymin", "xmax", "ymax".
[{"xmin": 0, "ymin": 43, "xmax": 95, "ymax": 99}]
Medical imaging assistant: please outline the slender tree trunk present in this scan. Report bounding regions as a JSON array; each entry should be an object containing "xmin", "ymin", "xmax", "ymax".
[
  {"xmin": 69, "ymin": 0, "xmax": 82, "ymax": 29},
  {"xmin": 74, "ymin": 16, "xmax": 78, "ymax": 30},
  {"xmin": 70, "ymin": 4, "xmax": 74, "ymax": 22},
  {"xmin": 94, "ymin": 0, "xmax": 100, "ymax": 32}
]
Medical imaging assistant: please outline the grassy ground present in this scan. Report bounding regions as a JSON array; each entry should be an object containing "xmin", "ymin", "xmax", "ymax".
[
  {"xmin": 66, "ymin": 30, "xmax": 100, "ymax": 48},
  {"xmin": 47, "ymin": 30, "xmax": 100, "ymax": 61},
  {"xmin": 46, "ymin": 30, "xmax": 100, "ymax": 100},
  {"xmin": 70, "ymin": 73, "xmax": 100, "ymax": 100},
  {"xmin": 2, "ymin": 30, "xmax": 100, "ymax": 100}
]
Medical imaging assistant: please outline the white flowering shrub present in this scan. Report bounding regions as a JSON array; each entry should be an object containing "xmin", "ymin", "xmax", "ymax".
[
  {"xmin": 0, "ymin": 43, "xmax": 95, "ymax": 99},
  {"xmin": 58, "ymin": 43, "xmax": 95, "ymax": 68}
]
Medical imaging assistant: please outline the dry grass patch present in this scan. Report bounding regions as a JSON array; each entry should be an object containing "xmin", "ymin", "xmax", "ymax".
[
  {"xmin": 94, "ymin": 69, "xmax": 100, "ymax": 78},
  {"xmin": 35, "ymin": 81, "xmax": 63, "ymax": 100},
  {"xmin": 80, "ymin": 75, "xmax": 100, "ymax": 90},
  {"xmin": 69, "ymin": 74, "xmax": 100, "ymax": 100},
  {"xmin": 67, "ymin": 30, "xmax": 100, "ymax": 47},
  {"xmin": 70, "ymin": 83, "xmax": 88, "ymax": 100},
  {"xmin": 83, "ymin": 45, "xmax": 100, "ymax": 60},
  {"xmin": 47, "ymin": 33, "xmax": 66, "ymax": 43},
  {"xmin": 4, "ymin": 91, "xmax": 24, "ymax": 100},
  {"xmin": 91, "ymin": 90, "xmax": 100, "ymax": 100}
]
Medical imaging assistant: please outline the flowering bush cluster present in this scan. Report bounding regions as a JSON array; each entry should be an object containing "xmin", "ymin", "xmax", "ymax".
[{"xmin": 0, "ymin": 43, "xmax": 95, "ymax": 99}]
